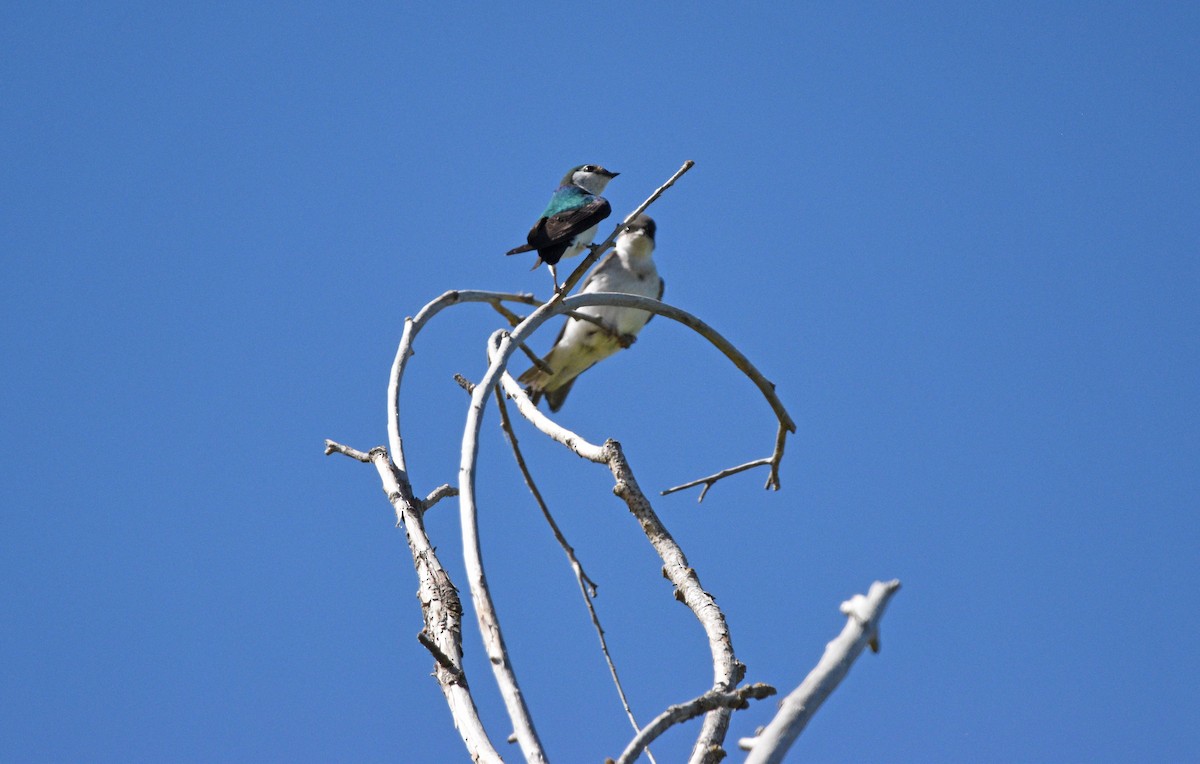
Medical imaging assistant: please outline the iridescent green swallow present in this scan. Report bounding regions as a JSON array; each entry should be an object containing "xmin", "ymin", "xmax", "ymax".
[{"xmin": 506, "ymin": 164, "xmax": 618, "ymax": 290}]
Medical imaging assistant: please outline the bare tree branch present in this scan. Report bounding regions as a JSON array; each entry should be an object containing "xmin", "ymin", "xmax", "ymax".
[
  {"xmin": 603, "ymin": 440, "xmax": 745, "ymax": 764},
  {"xmin": 762, "ymin": 422, "xmax": 789, "ymax": 492},
  {"xmin": 493, "ymin": 387, "xmax": 656, "ymax": 764},
  {"xmin": 487, "ymin": 297, "xmax": 528, "ymax": 327},
  {"xmin": 491, "ymin": 333, "xmax": 608, "ymax": 463},
  {"xmin": 387, "ymin": 289, "xmax": 541, "ymax": 478},
  {"xmin": 324, "ymin": 439, "xmax": 374, "ymax": 462},
  {"xmin": 612, "ymin": 684, "xmax": 777, "ymax": 764},
  {"xmin": 661, "ymin": 457, "xmax": 773, "ymax": 502},
  {"xmin": 322, "ymin": 440, "xmax": 501, "ymax": 763},
  {"xmin": 514, "ymin": 338, "xmax": 555, "ymax": 375},
  {"xmin": 422, "ymin": 483, "xmax": 458, "ymax": 511},
  {"xmin": 662, "ymin": 423, "xmax": 791, "ymax": 501},
  {"xmin": 459, "ymin": 337, "xmax": 554, "ymax": 763},
  {"xmin": 740, "ymin": 580, "xmax": 902, "ymax": 763}
]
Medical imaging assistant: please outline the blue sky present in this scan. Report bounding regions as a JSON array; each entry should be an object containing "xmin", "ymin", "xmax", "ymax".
[{"xmin": 3, "ymin": 3, "xmax": 1197, "ymax": 762}]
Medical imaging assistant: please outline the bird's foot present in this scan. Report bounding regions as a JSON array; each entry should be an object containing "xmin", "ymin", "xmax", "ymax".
[{"xmin": 618, "ymin": 333, "xmax": 638, "ymax": 349}]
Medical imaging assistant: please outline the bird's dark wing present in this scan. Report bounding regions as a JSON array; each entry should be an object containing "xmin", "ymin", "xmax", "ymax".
[
  {"xmin": 547, "ymin": 309, "xmax": 571, "ymax": 349},
  {"xmin": 580, "ymin": 250, "xmax": 619, "ymax": 288},
  {"xmin": 529, "ymin": 197, "xmax": 611, "ymax": 251},
  {"xmin": 643, "ymin": 276, "xmax": 665, "ymax": 326}
]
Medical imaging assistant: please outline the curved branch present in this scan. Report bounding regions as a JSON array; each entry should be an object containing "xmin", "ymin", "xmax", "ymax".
[
  {"xmin": 604, "ymin": 441, "xmax": 746, "ymax": 764},
  {"xmin": 741, "ymin": 580, "xmax": 902, "ymax": 764},
  {"xmin": 461, "ymin": 333, "xmax": 563, "ymax": 764},
  {"xmin": 594, "ymin": 294, "xmax": 792, "ymax": 429},
  {"xmin": 507, "ymin": 290, "xmax": 797, "ymax": 497},
  {"xmin": 492, "ymin": 336, "xmax": 607, "ymax": 463},
  {"xmin": 387, "ymin": 289, "xmax": 541, "ymax": 477}
]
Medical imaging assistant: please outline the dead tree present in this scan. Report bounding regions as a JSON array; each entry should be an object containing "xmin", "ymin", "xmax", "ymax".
[{"xmin": 326, "ymin": 161, "xmax": 901, "ymax": 763}]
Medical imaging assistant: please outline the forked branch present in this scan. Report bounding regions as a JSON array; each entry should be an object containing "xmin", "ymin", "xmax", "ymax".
[{"xmin": 662, "ymin": 422, "xmax": 791, "ymax": 501}]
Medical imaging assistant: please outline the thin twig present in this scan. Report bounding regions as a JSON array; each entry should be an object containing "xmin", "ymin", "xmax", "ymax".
[
  {"xmin": 663, "ymin": 420, "xmax": 791, "ymax": 500},
  {"xmin": 763, "ymin": 422, "xmax": 789, "ymax": 491},
  {"xmin": 493, "ymin": 387, "xmax": 655, "ymax": 763},
  {"xmin": 514, "ymin": 337, "xmax": 555, "ymax": 374},
  {"xmin": 613, "ymin": 684, "xmax": 777, "ymax": 764},
  {"xmin": 661, "ymin": 457, "xmax": 773, "ymax": 501},
  {"xmin": 660, "ymin": 421, "xmax": 790, "ymax": 501},
  {"xmin": 417, "ymin": 631, "xmax": 464, "ymax": 679},
  {"xmin": 422, "ymin": 483, "xmax": 458, "ymax": 511},
  {"xmin": 324, "ymin": 439, "xmax": 374, "ymax": 462},
  {"xmin": 488, "ymin": 298, "xmax": 527, "ymax": 327}
]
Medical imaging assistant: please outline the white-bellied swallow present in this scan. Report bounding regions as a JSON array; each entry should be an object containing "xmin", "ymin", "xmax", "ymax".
[
  {"xmin": 518, "ymin": 214, "xmax": 663, "ymax": 411},
  {"xmin": 506, "ymin": 164, "xmax": 619, "ymax": 290}
]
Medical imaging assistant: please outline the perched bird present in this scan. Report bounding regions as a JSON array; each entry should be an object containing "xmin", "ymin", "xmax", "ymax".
[
  {"xmin": 506, "ymin": 164, "xmax": 619, "ymax": 290},
  {"xmin": 518, "ymin": 214, "xmax": 663, "ymax": 411}
]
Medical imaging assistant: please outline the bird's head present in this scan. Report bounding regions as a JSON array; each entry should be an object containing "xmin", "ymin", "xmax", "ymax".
[
  {"xmin": 564, "ymin": 164, "xmax": 619, "ymax": 195},
  {"xmin": 616, "ymin": 214, "xmax": 656, "ymax": 255}
]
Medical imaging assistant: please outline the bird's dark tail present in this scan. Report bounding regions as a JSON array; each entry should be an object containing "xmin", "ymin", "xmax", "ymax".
[{"xmin": 544, "ymin": 379, "xmax": 576, "ymax": 412}]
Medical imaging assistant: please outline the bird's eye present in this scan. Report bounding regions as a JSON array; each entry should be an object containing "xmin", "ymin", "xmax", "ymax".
[{"xmin": 582, "ymin": 165, "xmax": 596, "ymax": 172}]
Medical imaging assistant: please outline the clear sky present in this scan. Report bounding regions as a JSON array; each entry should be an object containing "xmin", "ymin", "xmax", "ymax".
[{"xmin": 3, "ymin": 3, "xmax": 1197, "ymax": 762}]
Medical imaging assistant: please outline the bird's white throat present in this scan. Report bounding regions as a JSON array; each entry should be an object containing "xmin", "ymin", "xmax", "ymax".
[
  {"xmin": 572, "ymin": 170, "xmax": 614, "ymax": 195},
  {"xmin": 615, "ymin": 231, "xmax": 654, "ymax": 260}
]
